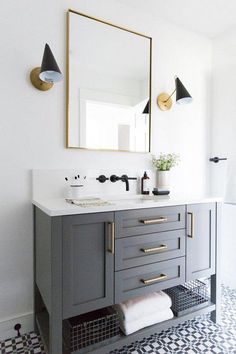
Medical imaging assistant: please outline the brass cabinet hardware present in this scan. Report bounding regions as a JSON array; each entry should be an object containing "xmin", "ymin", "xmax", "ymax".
[
  {"xmin": 108, "ymin": 222, "xmax": 115, "ymax": 254},
  {"xmin": 140, "ymin": 217, "xmax": 167, "ymax": 225},
  {"xmin": 140, "ymin": 244, "xmax": 167, "ymax": 253},
  {"xmin": 140, "ymin": 273, "xmax": 167, "ymax": 285},
  {"xmin": 187, "ymin": 212, "xmax": 195, "ymax": 238}
]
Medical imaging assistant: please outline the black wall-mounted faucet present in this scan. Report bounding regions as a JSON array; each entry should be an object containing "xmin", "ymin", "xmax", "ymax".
[{"xmin": 110, "ymin": 174, "xmax": 137, "ymax": 191}]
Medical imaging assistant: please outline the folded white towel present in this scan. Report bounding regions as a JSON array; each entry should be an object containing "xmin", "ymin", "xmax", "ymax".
[
  {"xmin": 115, "ymin": 291, "xmax": 172, "ymax": 323},
  {"xmin": 119, "ymin": 308, "xmax": 173, "ymax": 335}
]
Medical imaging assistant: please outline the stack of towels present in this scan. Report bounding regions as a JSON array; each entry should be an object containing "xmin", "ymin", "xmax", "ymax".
[{"xmin": 115, "ymin": 291, "xmax": 173, "ymax": 335}]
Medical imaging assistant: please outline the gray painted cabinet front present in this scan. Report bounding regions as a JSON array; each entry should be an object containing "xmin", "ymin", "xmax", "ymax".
[
  {"xmin": 62, "ymin": 212, "xmax": 114, "ymax": 318},
  {"xmin": 34, "ymin": 202, "xmax": 219, "ymax": 354},
  {"xmin": 186, "ymin": 203, "xmax": 216, "ymax": 281},
  {"xmin": 115, "ymin": 205, "xmax": 185, "ymax": 238},
  {"xmin": 115, "ymin": 257, "xmax": 185, "ymax": 303},
  {"xmin": 115, "ymin": 229, "xmax": 185, "ymax": 270}
]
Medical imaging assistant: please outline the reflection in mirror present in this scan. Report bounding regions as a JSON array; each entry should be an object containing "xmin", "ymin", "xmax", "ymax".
[{"xmin": 67, "ymin": 10, "xmax": 152, "ymax": 152}]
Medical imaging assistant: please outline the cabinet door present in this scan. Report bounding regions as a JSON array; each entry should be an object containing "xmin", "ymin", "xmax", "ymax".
[
  {"xmin": 62, "ymin": 212, "xmax": 114, "ymax": 318},
  {"xmin": 186, "ymin": 203, "xmax": 215, "ymax": 281}
]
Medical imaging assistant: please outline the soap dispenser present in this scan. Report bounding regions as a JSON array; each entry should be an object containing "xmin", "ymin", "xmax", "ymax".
[{"xmin": 141, "ymin": 171, "xmax": 150, "ymax": 195}]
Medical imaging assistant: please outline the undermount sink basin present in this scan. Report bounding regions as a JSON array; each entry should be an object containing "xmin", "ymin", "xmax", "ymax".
[
  {"xmin": 66, "ymin": 195, "xmax": 170, "ymax": 208},
  {"xmin": 107, "ymin": 194, "xmax": 169, "ymax": 204}
]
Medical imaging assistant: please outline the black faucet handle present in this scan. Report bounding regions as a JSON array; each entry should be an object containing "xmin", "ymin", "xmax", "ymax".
[
  {"xmin": 96, "ymin": 175, "xmax": 109, "ymax": 183},
  {"xmin": 110, "ymin": 174, "xmax": 119, "ymax": 183}
]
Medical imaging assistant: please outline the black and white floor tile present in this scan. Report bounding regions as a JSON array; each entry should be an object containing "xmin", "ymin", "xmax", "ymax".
[
  {"xmin": 0, "ymin": 332, "xmax": 45, "ymax": 354},
  {"xmin": 1, "ymin": 285, "xmax": 236, "ymax": 354}
]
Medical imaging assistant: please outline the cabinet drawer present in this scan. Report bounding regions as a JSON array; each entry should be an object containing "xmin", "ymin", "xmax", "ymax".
[
  {"xmin": 115, "ymin": 206, "xmax": 185, "ymax": 238},
  {"xmin": 115, "ymin": 230, "xmax": 185, "ymax": 270},
  {"xmin": 115, "ymin": 257, "xmax": 185, "ymax": 303}
]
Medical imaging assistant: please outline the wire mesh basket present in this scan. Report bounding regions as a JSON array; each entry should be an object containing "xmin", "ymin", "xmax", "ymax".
[
  {"xmin": 63, "ymin": 307, "xmax": 120, "ymax": 352},
  {"xmin": 164, "ymin": 280, "xmax": 210, "ymax": 317}
]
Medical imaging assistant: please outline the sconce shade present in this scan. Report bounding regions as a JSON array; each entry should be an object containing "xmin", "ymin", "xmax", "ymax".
[
  {"xmin": 39, "ymin": 44, "xmax": 63, "ymax": 83},
  {"xmin": 175, "ymin": 77, "xmax": 193, "ymax": 104},
  {"xmin": 30, "ymin": 43, "xmax": 63, "ymax": 91},
  {"xmin": 142, "ymin": 100, "xmax": 149, "ymax": 114}
]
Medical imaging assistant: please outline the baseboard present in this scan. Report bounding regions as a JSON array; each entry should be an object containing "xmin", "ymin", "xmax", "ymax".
[{"xmin": 0, "ymin": 312, "xmax": 34, "ymax": 341}]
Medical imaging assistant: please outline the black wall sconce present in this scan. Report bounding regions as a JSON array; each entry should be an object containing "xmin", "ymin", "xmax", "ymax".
[
  {"xmin": 30, "ymin": 43, "xmax": 63, "ymax": 91},
  {"xmin": 157, "ymin": 76, "xmax": 193, "ymax": 111},
  {"xmin": 142, "ymin": 100, "xmax": 150, "ymax": 114}
]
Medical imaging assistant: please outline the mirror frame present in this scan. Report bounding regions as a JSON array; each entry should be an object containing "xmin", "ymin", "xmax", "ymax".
[{"xmin": 66, "ymin": 9, "xmax": 152, "ymax": 153}]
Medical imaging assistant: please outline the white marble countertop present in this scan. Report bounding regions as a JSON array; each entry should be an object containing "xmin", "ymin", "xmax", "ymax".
[{"xmin": 32, "ymin": 194, "xmax": 222, "ymax": 217}]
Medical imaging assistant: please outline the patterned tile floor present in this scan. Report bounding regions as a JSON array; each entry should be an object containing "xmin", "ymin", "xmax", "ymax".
[{"xmin": 0, "ymin": 285, "xmax": 236, "ymax": 354}]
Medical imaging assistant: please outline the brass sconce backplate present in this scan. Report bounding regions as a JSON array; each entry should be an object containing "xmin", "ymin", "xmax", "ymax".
[
  {"xmin": 30, "ymin": 67, "xmax": 54, "ymax": 91},
  {"xmin": 157, "ymin": 93, "xmax": 173, "ymax": 111}
]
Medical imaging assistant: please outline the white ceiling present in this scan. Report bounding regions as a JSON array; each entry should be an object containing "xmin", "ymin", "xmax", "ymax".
[{"xmin": 117, "ymin": 0, "xmax": 236, "ymax": 38}]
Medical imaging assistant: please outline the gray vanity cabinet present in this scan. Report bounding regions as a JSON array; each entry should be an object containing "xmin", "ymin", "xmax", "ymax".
[
  {"xmin": 186, "ymin": 203, "xmax": 216, "ymax": 281},
  {"xmin": 34, "ymin": 202, "xmax": 220, "ymax": 354},
  {"xmin": 62, "ymin": 212, "xmax": 115, "ymax": 318}
]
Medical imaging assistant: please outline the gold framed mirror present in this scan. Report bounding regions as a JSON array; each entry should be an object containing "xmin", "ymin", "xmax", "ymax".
[{"xmin": 66, "ymin": 10, "xmax": 152, "ymax": 152}]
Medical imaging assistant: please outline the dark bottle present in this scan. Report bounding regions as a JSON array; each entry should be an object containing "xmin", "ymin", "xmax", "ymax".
[{"xmin": 141, "ymin": 171, "xmax": 150, "ymax": 195}]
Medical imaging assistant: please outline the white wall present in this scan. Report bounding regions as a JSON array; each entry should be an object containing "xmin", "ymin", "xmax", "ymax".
[
  {"xmin": 0, "ymin": 0, "xmax": 212, "ymax": 337},
  {"xmin": 211, "ymin": 29, "xmax": 236, "ymax": 289}
]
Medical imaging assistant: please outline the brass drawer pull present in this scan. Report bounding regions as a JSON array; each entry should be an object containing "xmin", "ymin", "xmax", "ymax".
[
  {"xmin": 108, "ymin": 222, "xmax": 115, "ymax": 254},
  {"xmin": 141, "ymin": 244, "xmax": 167, "ymax": 253},
  {"xmin": 140, "ymin": 217, "xmax": 167, "ymax": 225},
  {"xmin": 140, "ymin": 273, "xmax": 167, "ymax": 285},
  {"xmin": 187, "ymin": 212, "xmax": 195, "ymax": 238}
]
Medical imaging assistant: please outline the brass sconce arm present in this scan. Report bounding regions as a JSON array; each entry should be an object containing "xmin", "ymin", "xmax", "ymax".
[{"xmin": 165, "ymin": 88, "xmax": 176, "ymax": 103}]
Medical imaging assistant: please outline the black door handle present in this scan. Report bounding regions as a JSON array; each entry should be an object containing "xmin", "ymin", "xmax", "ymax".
[{"xmin": 209, "ymin": 157, "xmax": 227, "ymax": 163}]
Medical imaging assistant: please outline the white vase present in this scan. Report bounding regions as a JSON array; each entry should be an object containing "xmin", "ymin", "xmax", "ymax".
[{"xmin": 157, "ymin": 170, "xmax": 170, "ymax": 189}]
